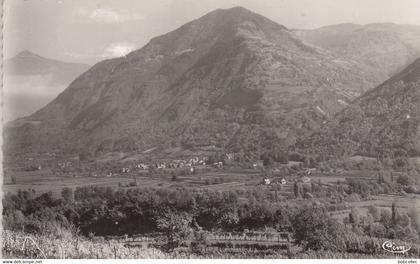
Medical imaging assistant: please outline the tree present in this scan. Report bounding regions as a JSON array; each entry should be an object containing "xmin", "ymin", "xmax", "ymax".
[
  {"xmin": 367, "ymin": 222, "xmax": 386, "ymax": 238},
  {"xmin": 79, "ymin": 150, "xmax": 94, "ymax": 162},
  {"xmin": 392, "ymin": 202, "xmax": 399, "ymax": 226},
  {"xmin": 292, "ymin": 206, "xmax": 345, "ymax": 251},
  {"xmin": 397, "ymin": 175, "xmax": 411, "ymax": 186},
  {"xmin": 156, "ymin": 210, "xmax": 193, "ymax": 252},
  {"xmin": 274, "ymin": 207, "xmax": 292, "ymax": 230},
  {"xmin": 407, "ymin": 204, "xmax": 420, "ymax": 239},
  {"xmin": 278, "ymin": 152, "xmax": 289, "ymax": 164},
  {"xmin": 349, "ymin": 207, "xmax": 360, "ymax": 226},
  {"xmin": 377, "ymin": 173, "xmax": 385, "ymax": 184},
  {"xmin": 380, "ymin": 209, "xmax": 392, "ymax": 228},
  {"xmin": 262, "ymin": 152, "xmax": 274, "ymax": 167},
  {"xmin": 61, "ymin": 187, "xmax": 74, "ymax": 203},
  {"xmin": 217, "ymin": 211, "xmax": 239, "ymax": 230},
  {"xmin": 293, "ymin": 182, "xmax": 302, "ymax": 199},
  {"xmin": 3, "ymin": 210, "xmax": 25, "ymax": 231},
  {"xmin": 367, "ymin": 205, "xmax": 380, "ymax": 222}
]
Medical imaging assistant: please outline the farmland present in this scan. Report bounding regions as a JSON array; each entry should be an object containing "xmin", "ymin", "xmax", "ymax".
[
  {"xmin": 3, "ymin": 153, "xmax": 418, "ymax": 212},
  {"xmin": 2, "ymin": 150, "xmax": 378, "ymax": 193},
  {"xmin": 3, "ymin": 165, "xmax": 376, "ymax": 197},
  {"xmin": 1, "ymin": 157, "xmax": 402, "ymax": 190},
  {"xmin": 3, "ymin": 150, "xmax": 420, "ymax": 259}
]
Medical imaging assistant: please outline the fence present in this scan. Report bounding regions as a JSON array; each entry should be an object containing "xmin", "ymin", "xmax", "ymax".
[
  {"xmin": 207, "ymin": 232, "xmax": 290, "ymax": 243},
  {"xmin": 105, "ymin": 231, "xmax": 292, "ymax": 248}
]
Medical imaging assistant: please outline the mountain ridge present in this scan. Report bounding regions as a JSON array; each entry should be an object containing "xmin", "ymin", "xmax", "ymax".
[
  {"xmin": 297, "ymin": 57, "xmax": 420, "ymax": 159},
  {"xmin": 296, "ymin": 23, "xmax": 420, "ymax": 77},
  {"xmin": 3, "ymin": 7, "xmax": 403, "ymax": 155}
]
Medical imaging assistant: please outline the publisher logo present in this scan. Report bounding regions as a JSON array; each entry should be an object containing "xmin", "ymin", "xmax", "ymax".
[{"xmin": 382, "ymin": 240, "xmax": 411, "ymax": 254}]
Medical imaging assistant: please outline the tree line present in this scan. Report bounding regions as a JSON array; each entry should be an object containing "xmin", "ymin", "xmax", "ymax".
[{"xmin": 3, "ymin": 186, "xmax": 420, "ymax": 254}]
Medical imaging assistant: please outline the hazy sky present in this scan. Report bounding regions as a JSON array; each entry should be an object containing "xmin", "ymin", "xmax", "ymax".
[{"xmin": 5, "ymin": 0, "xmax": 420, "ymax": 64}]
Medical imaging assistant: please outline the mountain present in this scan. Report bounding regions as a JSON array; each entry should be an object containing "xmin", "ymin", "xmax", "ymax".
[
  {"xmin": 298, "ymin": 57, "xmax": 420, "ymax": 159},
  {"xmin": 5, "ymin": 50, "xmax": 90, "ymax": 84},
  {"xmin": 296, "ymin": 23, "xmax": 420, "ymax": 77},
  {"xmin": 4, "ymin": 50, "xmax": 90, "ymax": 121},
  {"xmin": 4, "ymin": 7, "xmax": 388, "ymax": 155}
]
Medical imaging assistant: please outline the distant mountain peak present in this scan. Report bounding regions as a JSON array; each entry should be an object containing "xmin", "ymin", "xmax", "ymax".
[
  {"xmin": 16, "ymin": 50, "xmax": 42, "ymax": 58},
  {"xmin": 200, "ymin": 5, "xmax": 288, "ymax": 31},
  {"xmin": 215, "ymin": 6, "xmax": 253, "ymax": 14}
]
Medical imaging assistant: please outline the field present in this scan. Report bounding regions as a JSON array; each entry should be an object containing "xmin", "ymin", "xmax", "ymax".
[
  {"xmin": 3, "ymin": 166, "xmax": 351, "ymax": 196},
  {"xmin": 331, "ymin": 194, "xmax": 420, "ymax": 221},
  {"xmin": 1, "ymin": 163, "xmax": 403, "ymax": 199},
  {"xmin": 4, "ymin": 156, "xmax": 418, "ymax": 226},
  {"xmin": 3, "ymin": 167, "xmax": 261, "ymax": 196},
  {"xmin": 3, "ymin": 170, "xmax": 143, "ymax": 195}
]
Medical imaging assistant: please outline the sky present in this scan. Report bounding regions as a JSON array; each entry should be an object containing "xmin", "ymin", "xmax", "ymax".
[{"xmin": 4, "ymin": 0, "xmax": 420, "ymax": 64}]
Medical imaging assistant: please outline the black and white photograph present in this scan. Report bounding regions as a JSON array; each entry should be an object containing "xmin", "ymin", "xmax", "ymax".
[{"xmin": 1, "ymin": 0, "xmax": 420, "ymax": 261}]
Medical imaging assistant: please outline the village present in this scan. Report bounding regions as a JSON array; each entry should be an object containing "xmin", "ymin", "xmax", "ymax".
[
  {"xmin": 2, "ymin": 148, "xmax": 338, "ymax": 207},
  {"xmin": 44, "ymin": 151, "xmax": 318, "ymax": 185}
]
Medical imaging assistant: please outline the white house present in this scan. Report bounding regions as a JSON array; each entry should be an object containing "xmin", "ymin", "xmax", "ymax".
[{"xmin": 280, "ymin": 178, "xmax": 287, "ymax": 185}]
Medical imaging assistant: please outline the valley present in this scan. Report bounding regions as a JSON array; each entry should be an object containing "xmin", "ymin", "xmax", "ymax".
[{"xmin": 3, "ymin": 5, "xmax": 420, "ymax": 260}]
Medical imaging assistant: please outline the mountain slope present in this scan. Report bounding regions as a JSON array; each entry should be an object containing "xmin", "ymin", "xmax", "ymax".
[
  {"xmin": 4, "ymin": 51, "xmax": 90, "ymax": 121},
  {"xmin": 296, "ymin": 23, "xmax": 420, "ymax": 77},
  {"xmin": 298, "ymin": 57, "xmax": 420, "ymax": 158},
  {"xmin": 5, "ymin": 7, "xmax": 387, "ymax": 154}
]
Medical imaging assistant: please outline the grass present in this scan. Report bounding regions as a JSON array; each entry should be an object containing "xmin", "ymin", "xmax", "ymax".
[{"xmin": 2, "ymin": 230, "xmax": 169, "ymax": 259}]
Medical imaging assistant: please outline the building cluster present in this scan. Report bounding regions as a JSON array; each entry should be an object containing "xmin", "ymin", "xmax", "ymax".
[
  {"xmin": 57, "ymin": 161, "xmax": 73, "ymax": 169},
  {"xmin": 134, "ymin": 156, "xmax": 208, "ymax": 170},
  {"xmin": 261, "ymin": 177, "xmax": 288, "ymax": 185}
]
